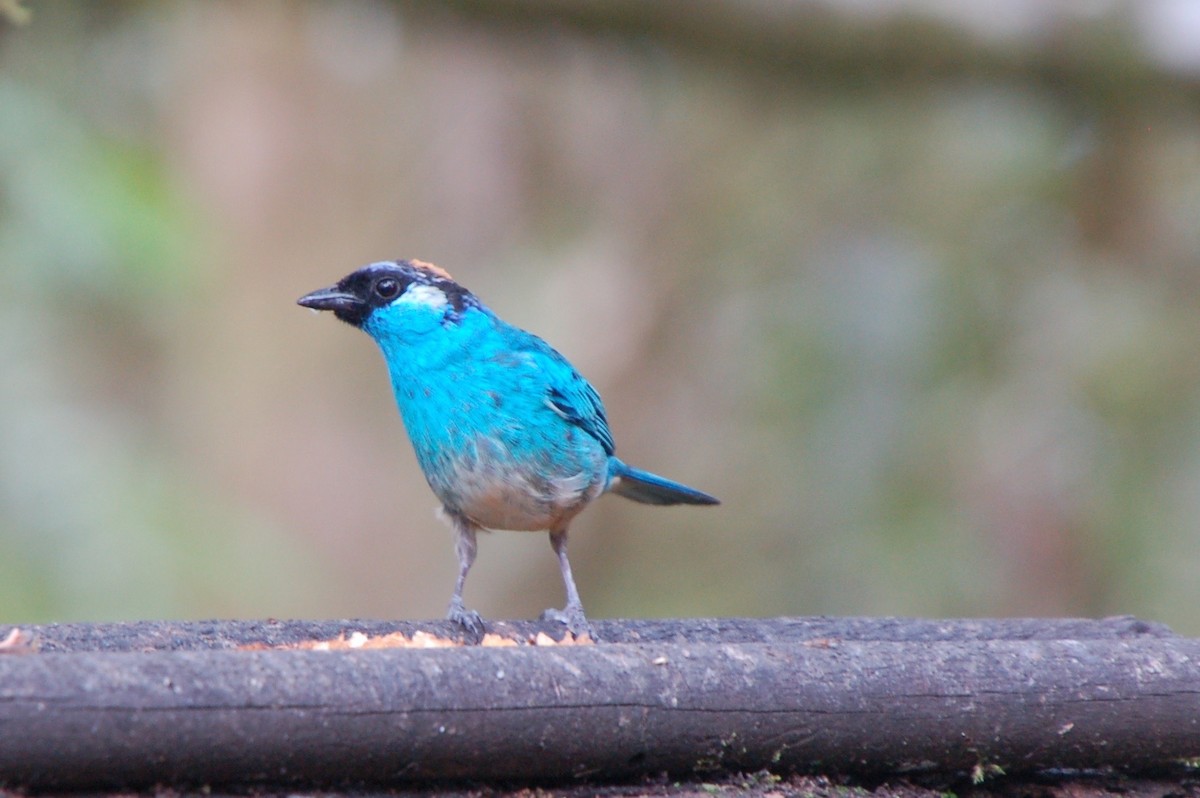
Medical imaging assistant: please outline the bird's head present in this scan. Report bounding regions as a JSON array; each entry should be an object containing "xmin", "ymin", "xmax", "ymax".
[{"xmin": 298, "ymin": 260, "xmax": 478, "ymax": 333}]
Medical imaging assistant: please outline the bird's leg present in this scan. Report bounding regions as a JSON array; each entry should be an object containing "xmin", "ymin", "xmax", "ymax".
[
  {"xmin": 540, "ymin": 527, "xmax": 594, "ymax": 638},
  {"xmin": 445, "ymin": 510, "xmax": 485, "ymax": 640}
]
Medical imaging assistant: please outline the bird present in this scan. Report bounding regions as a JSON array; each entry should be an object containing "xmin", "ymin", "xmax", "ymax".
[{"xmin": 298, "ymin": 259, "xmax": 719, "ymax": 638}]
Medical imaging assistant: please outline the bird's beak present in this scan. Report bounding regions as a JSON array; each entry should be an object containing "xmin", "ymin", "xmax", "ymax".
[{"xmin": 297, "ymin": 285, "xmax": 364, "ymax": 314}]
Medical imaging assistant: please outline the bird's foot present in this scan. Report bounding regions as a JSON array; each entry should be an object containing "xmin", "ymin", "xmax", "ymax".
[
  {"xmin": 539, "ymin": 603, "xmax": 596, "ymax": 641},
  {"xmin": 447, "ymin": 599, "xmax": 485, "ymax": 643}
]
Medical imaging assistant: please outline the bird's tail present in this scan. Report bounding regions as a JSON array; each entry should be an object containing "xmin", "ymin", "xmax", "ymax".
[{"xmin": 608, "ymin": 459, "xmax": 720, "ymax": 506}]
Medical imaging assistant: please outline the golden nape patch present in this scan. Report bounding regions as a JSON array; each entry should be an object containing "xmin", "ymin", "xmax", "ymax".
[{"xmin": 410, "ymin": 259, "xmax": 455, "ymax": 282}]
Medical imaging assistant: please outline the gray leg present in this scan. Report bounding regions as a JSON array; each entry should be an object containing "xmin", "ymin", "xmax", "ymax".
[
  {"xmin": 445, "ymin": 511, "xmax": 484, "ymax": 639},
  {"xmin": 541, "ymin": 527, "xmax": 592, "ymax": 637}
]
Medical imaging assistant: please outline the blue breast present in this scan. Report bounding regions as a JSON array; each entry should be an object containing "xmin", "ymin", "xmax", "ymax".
[{"xmin": 363, "ymin": 299, "xmax": 611, "ymax": 530}]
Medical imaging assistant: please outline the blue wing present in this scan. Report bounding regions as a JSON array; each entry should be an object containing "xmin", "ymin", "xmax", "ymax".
[
  {"xmin": 545, "ymin": 375, "xmax": 615, "ymax": 455},
  {"xmin": 497, "ymin": 322, "xmax": 615, "ymax": 455}
]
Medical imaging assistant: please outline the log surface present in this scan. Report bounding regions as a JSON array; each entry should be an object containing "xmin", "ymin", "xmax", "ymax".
[{"xmin": 0, "ymin": 616, "xmax": 1196, "ymax": 790}]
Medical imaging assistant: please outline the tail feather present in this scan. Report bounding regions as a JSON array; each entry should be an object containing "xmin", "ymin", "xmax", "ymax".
[{"xmin": 609, "ymin": 460, "xmax": 720, "ymax": 506}]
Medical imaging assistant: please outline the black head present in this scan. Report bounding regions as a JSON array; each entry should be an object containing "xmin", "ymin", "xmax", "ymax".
[{"xmin": 297, "ymin": 260, "xmax": 477, "ymax": 327}]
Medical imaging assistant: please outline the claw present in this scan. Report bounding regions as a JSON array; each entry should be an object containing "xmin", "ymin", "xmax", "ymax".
[
  {"xmin": 447, "ymin": 599, "xmax": 485, "ymax": 643},
  {"xmin": 540, "ymin": 604, "xmax": 595, "ymax": 640}
]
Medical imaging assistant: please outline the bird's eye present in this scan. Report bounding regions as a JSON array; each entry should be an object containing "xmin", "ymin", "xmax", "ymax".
[{"xmin": 374, "ymin": 277, "xmax": 401, "ymax": 300}]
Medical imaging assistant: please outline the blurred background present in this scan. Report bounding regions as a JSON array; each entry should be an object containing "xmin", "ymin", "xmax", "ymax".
[{"xmin": 2, "ymin": 0, "xmax": 1199, "ymax": 633}]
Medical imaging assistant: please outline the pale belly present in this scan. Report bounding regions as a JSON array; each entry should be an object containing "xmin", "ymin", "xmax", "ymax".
[
  {"xmin": 429, "ymin": 438, "xmax": 609, "ymax": 531},
  {"xmin": 456, "ymin": 473, "xmax": 601, "ymax": 530}
]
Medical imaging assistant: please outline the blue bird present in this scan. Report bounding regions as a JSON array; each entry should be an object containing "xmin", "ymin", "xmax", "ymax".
[{"xmin": 298, "ymin": 260, "xmax": 718, "ymax": 638}]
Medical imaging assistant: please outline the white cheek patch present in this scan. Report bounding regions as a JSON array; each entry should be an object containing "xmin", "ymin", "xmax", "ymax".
[{"xmin": 395, "ymin": 283, "xmax": 449, "ymax": 310}]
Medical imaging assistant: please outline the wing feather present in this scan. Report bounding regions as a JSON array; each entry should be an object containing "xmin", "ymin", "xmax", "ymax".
[
  {"xmin": 546, "ymin": 379, "xmax": 614, "ymax": 455},
  {"xmin": 496, "ymin": 319, "xmax": 616, "ymax": 455}
]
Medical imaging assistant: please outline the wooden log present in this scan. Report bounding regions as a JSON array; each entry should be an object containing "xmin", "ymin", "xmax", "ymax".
[
  {"xmin": 0, "ymin": 617, "xmax": 1196, "ymax": 790},
  {"xmin": 22, "ymin": 614, "xmax": 1177, "ymax": 652}
]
